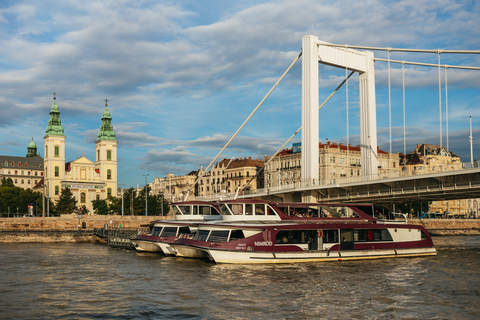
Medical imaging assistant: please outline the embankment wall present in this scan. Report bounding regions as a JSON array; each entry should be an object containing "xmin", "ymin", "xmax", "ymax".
[{"xmin": 0, "ymin": 216, "xmax": 478, "ymax": 243}]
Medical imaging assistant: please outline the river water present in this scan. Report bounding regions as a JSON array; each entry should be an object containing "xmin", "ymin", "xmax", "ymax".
[{"xmin": 0, "ymin": 236, "xmax": 478, "ymax": 320}]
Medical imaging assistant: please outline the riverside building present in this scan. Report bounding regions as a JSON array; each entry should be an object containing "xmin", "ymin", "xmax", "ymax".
[
  {"xmin": 0, "ymin": 139, "xmax": 44, "ymax": 189},
  {"xmin": 263, "ymin": 141, "xmax": 399, "ymax": 188}
]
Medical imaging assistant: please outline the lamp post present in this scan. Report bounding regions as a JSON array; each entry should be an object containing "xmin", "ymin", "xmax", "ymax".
[
  {"xmin": 143, "ymin": 174, "xmax": 149, "ymax": 216},
  {"xmin": 469, "ymin": 115, "xmax": 473, "ymax": 168}
]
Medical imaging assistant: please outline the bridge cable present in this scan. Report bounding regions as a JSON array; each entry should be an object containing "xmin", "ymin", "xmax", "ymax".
[
  {"xmin": 346, "ymin": 66, "xmax": 349, "ymax": 176},
  {"xmin": 438, "ymin": 52, "xmax": 443, "ymax": 148},
  {"xmin": 445, "ymin": 66, "xmax": 449, "ymax": 152},
  {"xmin": 402, "ymin": 62, "xmax": 407, "ymax": 165},
  {"xmin": 238, "ymin": 71, "xmax": 355, "ymax": 197},
  {"xmin": 184, "ymin": 51, "xmax": 302, "ymax": 201},
  {"xmin": 388, "ymin": 49, "xmax": 392, "ymax": 164}
]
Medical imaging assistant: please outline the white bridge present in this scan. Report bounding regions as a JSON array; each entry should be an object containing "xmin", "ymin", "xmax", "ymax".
[{"xmin": 193, "ymin": 35, "xmax": 480, "ymax": 205}]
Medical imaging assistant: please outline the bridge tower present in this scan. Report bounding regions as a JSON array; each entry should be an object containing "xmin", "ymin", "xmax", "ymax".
[{"xmin": 302, "ymin": 35, "xmax": 378, "ymax": 190}]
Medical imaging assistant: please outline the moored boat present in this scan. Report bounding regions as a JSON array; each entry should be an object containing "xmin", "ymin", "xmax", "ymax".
[
  {"xmin": 131, "ymin": 201, "xmax": 221, "ymax": 254},
  {"xmin": 172, "ymin": 200, "xmax": 437, "ymax": 263}
]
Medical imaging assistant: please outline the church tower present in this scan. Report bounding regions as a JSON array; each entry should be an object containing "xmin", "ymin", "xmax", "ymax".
[
  {"xmin": 44, "ymin": 93, "xmax": 66, "ymax": 202},
  {"xmin": 95, "ymin": 99, "xmax": 117, "ymax": 199},
  {"xmin": 26, "ymin": 138, "xmax": 38, "ymax": 157}
]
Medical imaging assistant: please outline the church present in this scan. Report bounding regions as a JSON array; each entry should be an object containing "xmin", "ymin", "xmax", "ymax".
[{"xmin": 43, "ymin": 94, "xmax": 118, "ymax": 214}]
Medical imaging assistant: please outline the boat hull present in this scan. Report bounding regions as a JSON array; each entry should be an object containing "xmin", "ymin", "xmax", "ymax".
[
  {"xmin": 131, "ymin": 239, "xmax": 163, "ymax": 253},
  {"xmin": 170, "ymin": 244, "xmax": 209, "ymax": 259},
  {"xmin": 156, "ymin": 242, "xmax": 177, "ymax": 256},
  {"xmin": 206, "ymin": 247, "xmax": 437, "ymax": 264}
]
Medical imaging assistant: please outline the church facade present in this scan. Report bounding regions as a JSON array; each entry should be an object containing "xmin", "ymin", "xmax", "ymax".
[{"xmin": 43, "ymin": 96, "xmax": 118, "ymax": 214}]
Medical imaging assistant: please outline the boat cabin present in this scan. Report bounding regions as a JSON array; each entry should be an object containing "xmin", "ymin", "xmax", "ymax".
[{"xmin": 171, "ymin": 201, "xmax": 221, "ymax": 221}]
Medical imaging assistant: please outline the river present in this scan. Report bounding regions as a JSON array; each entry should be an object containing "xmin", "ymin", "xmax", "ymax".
[{"xmin": 0, "ymin": 236, "xmax": 478, "ymax": 319}]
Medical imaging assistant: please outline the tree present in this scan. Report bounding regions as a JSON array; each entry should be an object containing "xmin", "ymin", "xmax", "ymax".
[
  {"xmin": 1, "ymin": 177, "xmax": 14, "ymax": 188},
  {"xmin": 55, "ymin": 187, "xmax": 77, "ymax": 215},
  {"xmin": 107, "ymin": 195, "xmax": 122, "ymax": 215},
  {"xmin": 92, "ymin": 199, "xmax": 109, "ymax": 215}
]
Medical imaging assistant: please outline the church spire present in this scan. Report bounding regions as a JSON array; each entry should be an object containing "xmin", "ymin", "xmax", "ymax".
[
  {"xmin": 26, "ymin": 138, "xmax": 38, "ymax": 157},
  {"xmin": 44, "ymin": 92, "xmax": 65, "ymax": 137},
  {"xmin": 96, "ymin": 99, "xmax": 117, "ymax": 142}
]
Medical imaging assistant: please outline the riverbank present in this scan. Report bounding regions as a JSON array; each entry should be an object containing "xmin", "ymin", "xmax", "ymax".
[
  {"xmin": 0, "ymin": 214, "xmax": 171, "ymax": 243},
  {"xmin": 0, "ymin": 216, "xmax": 478, "ymax": 243}
]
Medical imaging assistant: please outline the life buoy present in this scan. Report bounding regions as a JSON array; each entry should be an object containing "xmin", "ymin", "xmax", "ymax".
[{"xmin": 317, "ymin": 230, "xmax": 323, "ymax": 238}]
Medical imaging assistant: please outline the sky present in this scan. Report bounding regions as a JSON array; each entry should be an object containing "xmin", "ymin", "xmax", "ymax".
[{"xmin": 1, "ymin": 0, "xmax": 479, "ymax": 188}]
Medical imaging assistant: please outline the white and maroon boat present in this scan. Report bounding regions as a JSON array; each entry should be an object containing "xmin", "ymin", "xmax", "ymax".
[
  {"xmin": 172, "ymin": 200, "xmax": 437, "ymax": 263},
  {"xmin": 130, "ymin": 201, "xmax": 221, "ymax": 253}
]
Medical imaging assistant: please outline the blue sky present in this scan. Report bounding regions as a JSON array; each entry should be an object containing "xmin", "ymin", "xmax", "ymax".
[{"xmin": 1, "ymin": 0, "xmax": 479, "ymax": 188}]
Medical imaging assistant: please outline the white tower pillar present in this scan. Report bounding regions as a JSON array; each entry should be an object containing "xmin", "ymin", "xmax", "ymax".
[
  {"xmin": 301, "ymin": 35, "xmax": 320, "ymax": 185},
  {"xmin": 301, "ymin": 36, "xmax": 378, "ymax": 186}
]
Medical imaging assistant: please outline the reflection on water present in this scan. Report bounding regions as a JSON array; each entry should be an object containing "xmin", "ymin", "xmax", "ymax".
[{"xmin": 0, "ymin": 236, "xmax": 479, "ymax": 319}]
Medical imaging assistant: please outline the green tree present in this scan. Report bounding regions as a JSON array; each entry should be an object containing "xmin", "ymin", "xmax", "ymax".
[
  {"xmin": 92, "ymin": 199, "xmax": 109, "ymax": 215},
  {"xmin": 1, "ymin": 177, "xmax": 14, "ymax": 188},
  {"xmin": 54, "ymin": 187, "xmax": 77, "ymax": 215},
  {"xmin": 107, "ymin": 195, "xmax": 122, "ymax": 215}
]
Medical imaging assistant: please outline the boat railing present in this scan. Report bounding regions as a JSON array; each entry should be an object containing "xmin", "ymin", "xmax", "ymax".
[
  {"xmin": 207, "ymin": 235, "xmax": 229, "ymax": 243},
  {"xmin": 161, "ymin": 231, "xmax": 177, "ymax": 237}
]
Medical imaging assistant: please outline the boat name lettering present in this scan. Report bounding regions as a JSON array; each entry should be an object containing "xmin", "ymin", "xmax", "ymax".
[
  {"xmin": 236, "ymin": 243, "xmax": 246, "ymax": 246},
  {"xmin": 254, "ymin": 241, "xmax": 273, "ymax": 246}
]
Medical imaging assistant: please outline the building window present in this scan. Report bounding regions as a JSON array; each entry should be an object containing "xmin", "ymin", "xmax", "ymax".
[
  {"xmin": 107, "ymin": 188, "xmax": 112, "ymax": 197},
  {"xmin": 14, "ymin": 179, "xmax": 17, "ymax": 184},
  {"xmin": 55, "ymin": 166, "xmax": 59, "ymax": 177},
  {"xmin": 35, "ymin": 172, "xmax": 37, "ymax": 176},
  {"xmin": 81, "ymin": 193, "xmax": 86, "ymax": 203},
  {"xmin": 107, "ymin": 169, "xmax": 111, "ymax": 180},
  {"xmin": 24, "ymin": 163, "xmax": 28, "ymax": 168},
  {"xmin": 96, "ymin": 194, "xmax": 100, "ymax": 200},
  {"xmin": 27, "ymin": 180, "xmax": 30, "ymax": 184},
  {"xmin": 11, "ymin": 161, "xmax": 14, "ymax": 166},
  {"xmin": 107, "ymin": 150, "xmax": 112, "ymax": 161},
  {"xmin": 97, "ymin": 150, "xmax": 100, "ymax": 161},
  {"xmin": 34, "ymin": 180, "xmax": 37, "ymax": 184},
  {"xmin": 28, "ymin": 171, "xmax": 31, "ymax": 175},
  {"xmin": 18, "ymin": 162, "xmax": 21, "ymax": 167},
  {"xmin": 55, "ymin": 186, "xmax": 59, "ymax": 195},
  {"xmin": 55, "ymin": 146, "xmax": 59, "ymax": 157},
  {"xmin": 4, "ymin": 161, "xmax": 7, "ymax": 167},
  {"xmin": 21, "ymin": 179, "xmax": 24, "ymax": 184}
]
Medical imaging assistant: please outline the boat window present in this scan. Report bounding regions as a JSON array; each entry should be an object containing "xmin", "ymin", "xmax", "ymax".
[
  {"xmin": 421, "ymin": 230, "xmax": 428, "ymax": 240},
  {"xmin": 245, "ymin": 204, "xmax": 253, "ymax": 215},
  {"xmin": 198, "ymin": 230, "xmax": 210, "ymax": 241},
  {"xmin": 340, "ymin": 230, "xmax": 354, "ymax": 242},
  {"xmin": 275, "ymin": 230, "xmax": 311, "ymax": 244},
  {"xmin": 208, "ymin": 230, "xmax": 229, "ymax": 242},
  {"xmin": 151, "ymin": 227, "xmax": 162, "ymax": 236},
  {"xmin": 266, "ymin": 204, "xmax": 275, "ymax": 215},
  {"xmin": 354, "ymin": 229, "xmax": 393, "ymax": 242},
  {"xmin": 177, "ymin": 205, "xmax": 191, "ymax": 215},
  {"xmin": 229, "ymin": 230, "xmax": 245, "ymax": 241},
  {"xmin": 172, "ymin": 206, "xmax": 182, "ymax": 215},
  {"xmin": 254, "ymin": 204, "xmax": 265, "ymax": 215},
  {"xmin": 178, "ymin": 227, "xmax": 191, "ymax": 234},
  {"xmin": 323, "ymin": 230, "xmax": 339, "ymax": 243},
  {"xmin": 161, "ymin": 227, "xmax": 177, "ymax": 237},
  {"xmin": 220, "ymin": 204, "xmax": 232, "ymax": 215},
  {"xmin": 199, "ymin": 205, "xmax": 212, "ymax": 215},
  {"xmin": 229, "ymin": 204, "xmax": 243, "ymax": 215},
  {"xmin": 193, "ymin": 206, "xmax": 198, "ymax": 215}
]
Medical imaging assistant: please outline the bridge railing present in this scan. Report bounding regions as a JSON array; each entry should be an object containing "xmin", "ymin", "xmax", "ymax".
[{"xmin": 195, "ymin": 165, "xmax": 479, "ymax": 200}]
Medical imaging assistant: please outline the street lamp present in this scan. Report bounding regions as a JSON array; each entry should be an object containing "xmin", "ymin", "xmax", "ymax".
[
  {"xmin": 469, "ymin": 115, "xmax": 473, "ymax": 168},
  {"xmin": 143, "ymin": 174, "xmax": 149, "ymax": 216}
]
